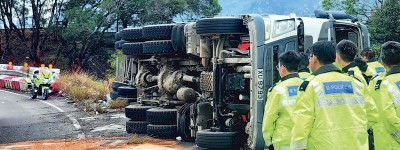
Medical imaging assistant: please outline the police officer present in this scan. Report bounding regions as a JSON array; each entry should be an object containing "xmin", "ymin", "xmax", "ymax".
[
  {"xmin": 361, "ymin": 48, "xmax": 386, "ymax": 79},
  {"xmin": 335, "ymin": 40, "xmax": 368, "ymax": 85},
  {"xmin": 298, "ymin": 52, "xmax": 311, "ymax": 81},
  {"xmin": 262, "ymin": 51, "xmax": 303, "ymax": 150},
  {"xmin": 336, "ymin": 40, "xmax": 379, "ymax": 149},
  {"xmin": 372, "ymin": 41, "xmax": 400, "ymax": 149},
  {"xmin": 290, "ymin": 41, "xmax": 370, "ymax": 150}
]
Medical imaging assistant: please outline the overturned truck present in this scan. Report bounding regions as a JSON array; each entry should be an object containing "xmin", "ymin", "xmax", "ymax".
[{"xmin": 116, "ymin": 10, "xmax": 370, "ymax": 149}]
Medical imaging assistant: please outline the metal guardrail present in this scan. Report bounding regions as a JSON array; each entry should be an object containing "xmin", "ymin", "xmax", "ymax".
[{"xmin": 0, "ymin": 70, "xmax": 28, "ymax": 77}]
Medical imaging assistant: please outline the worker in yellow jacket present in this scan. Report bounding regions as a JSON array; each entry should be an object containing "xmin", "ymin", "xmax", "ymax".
[
  {"xmin": 291, "ymin": 41, "xmax": 369, "ymax": 150},
  {"xmin": 361, "ymin": 48, "xmax": 386, "ymax": 79},
  {"xmin": 335, "ymin": 40, "xmax": 379, "ymax": 149},
  {"xmin": 372, "ymin": 41, "xmax": 400, "ymax": 149},
  {"xmin": 262, "ymin": 51, "xmax": 303, "ymax": 150}
]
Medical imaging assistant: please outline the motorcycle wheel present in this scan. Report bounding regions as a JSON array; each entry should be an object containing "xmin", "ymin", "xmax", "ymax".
[
  {"xmin": 30, "ymin": 88, "xmax": 37, "ymax": 99},
  {"xmin": 42, "ymin": 88, "xmax": 49, "ymax": 100}
]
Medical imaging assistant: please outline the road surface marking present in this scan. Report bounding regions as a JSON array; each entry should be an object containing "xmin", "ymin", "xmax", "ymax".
[{"xmin": 0, "ymin": 89, "xmax": 86, "ymax": 139}]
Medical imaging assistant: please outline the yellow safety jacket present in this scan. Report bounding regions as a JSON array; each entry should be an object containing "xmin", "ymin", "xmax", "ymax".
[
  {"xmin": 298, "ymin": 68, "xmax": 311, "ymax": 81},
  {"xmin": 375, "ymin": 65, "xmax": 400, "ymax": 146},
  {"xmin": 262, "ymin": 73, "xmax": 303, "ymax": 149},
  {"xmin": 365, "ymin": 59, "xmax": 386, "ymax": 78},
  {"xmin": 291, "ymin": 64, "xmax": 370, "ymax": 150},
  {"xmin": 369, "ymin": 72, "xmax": 400, "ymax": 149},
  {"xmin": 342, "ymin": 62, "xmax": 368, "ymax": 86}
]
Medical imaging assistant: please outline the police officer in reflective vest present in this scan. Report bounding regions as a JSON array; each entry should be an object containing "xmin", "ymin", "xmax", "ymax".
[
  {"xmin": 291, "ymin": 41, "xmax": 370, "ymax": 150},
  {"xmin": 262, "ymin": 51, "xmax": 303, "ymax": 150},
  {"xmin": 336, "ymin": 40, "xmax": 368, "ymax": 85},
  {"xmin": 298, "ymin": 52, "xmax": 311, "ymax": 81},
  {"xmin": 373, "ymin": 41, "xmax": 400, "ymax": 149},
  {"xmin": 335, "ymin": 40, "xmax": 379, "ymax": 149},
  {"xmin": 361, "ymin": 48, "xmax": 386, "ymax": 80}
]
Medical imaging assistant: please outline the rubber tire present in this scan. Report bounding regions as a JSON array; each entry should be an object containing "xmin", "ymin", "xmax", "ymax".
[
  {"xmin": 142, "ymin": 40, "xmax": 174, "ymax": 54},
  {"xmin": 146, "ymin": 108, "xmax": 177, "ymax": 125},
  {"xmin": 171, "ymin": 25, "xmax": 186, "ymax": 52},
  {"xmin": 147, "ymin": 124, "xmax": 177, "ymax": 138},
  {"xmin": 112, "ymin": 81, "xmax": 128, "ymax": 91},
  {"xmin": 178, "ymin": 103, "xmax": 195, "ymax": 141},
  {"xmin": 121, "ymin": 28, "xmax": 143, "ymax": 41},
  {"xmin": 142, "ymin": 24, "xmax": 175, "ymax": 40},
  {"xmin": 30, "ymin": 88, "xmax": 37, "ymax": 99},
  {"xmin": 110, "ymin": 91, "xmax": 119, "ymax": 100},
  {"xmin": 42, "ymin": 88, "xmax": 49, "ymax": 100},
  {"xmin": 195, "ymin": 129, "xmax": 244, "ymax": 149},
  {"xmin": 125, "ymin": 104, "xmax": 155, "ymax": 121},
  {"xmin": 196, "ymin": 18, "xmax": 248, "ymax": 35},
  {"xmin": 122, "ymin": 43, "xmax": 143, "ymax": 55},
  {"xmin": 126, "ymin": 120, "xmax": 149, "ymax": 133},
  {"xmin": 115, "ymin": 32, "xmax": 121, "ymax": 41},
  {"xmin": 117, "ymin": 86, "xmax": 137, "ymax": 98}
]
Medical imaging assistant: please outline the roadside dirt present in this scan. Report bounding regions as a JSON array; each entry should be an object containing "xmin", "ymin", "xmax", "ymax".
[{"xmin": 0, "ymin": 137, "xmax": 194, "ymax": 150}]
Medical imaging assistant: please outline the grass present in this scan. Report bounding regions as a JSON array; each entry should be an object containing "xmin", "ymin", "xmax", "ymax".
[
  {"xmin": 59, "ymin": 72, "xmax": 112, "ymax": 102},
  {"xmin": 128, "ymin": 134, "xmax": 156, "ymax": 145},
  {"xmin": 59, "ymin": 72, "xmax": 114, "ymax": 113},
  {"xmin": 108, "ymin": 98, "xmax": 128, "ymax": 109}
]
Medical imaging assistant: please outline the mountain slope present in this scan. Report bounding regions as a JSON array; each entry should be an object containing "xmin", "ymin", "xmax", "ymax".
[{"xmin": 218, "ymin": 0, "xmax": 321, "ymax": 16}]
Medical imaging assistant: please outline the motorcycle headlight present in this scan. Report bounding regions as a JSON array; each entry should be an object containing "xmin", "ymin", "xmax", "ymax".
[{"xmin": 48, "ymin": 90, "xmax": 52, "ymax": 93}]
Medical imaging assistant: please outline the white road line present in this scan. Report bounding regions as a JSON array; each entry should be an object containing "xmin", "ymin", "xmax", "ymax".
[{"xmin": 0, "ymin": 89, "xmax": 85, "ymax": 139}]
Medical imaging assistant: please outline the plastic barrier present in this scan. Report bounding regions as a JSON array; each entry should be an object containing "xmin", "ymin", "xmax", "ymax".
[
  {"xmin": 11, "ymin": 77, "xmax": 26, "ymax": 91},
  {"xmin": 4, "ymin": 76, "xmax": 16, "ymax": 89},
  {"xmin": 0, "ymin": 75, "xmax": 8, "ymax": 88}
]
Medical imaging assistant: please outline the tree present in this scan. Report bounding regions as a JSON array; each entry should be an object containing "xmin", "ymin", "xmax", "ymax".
[
  {"xmin": 368, "ymin": 0, "xmax": 400, "ymax": 43},
  {"xmin": 322, "ymin": 0, "xmax": 384, "ymax": 21}
]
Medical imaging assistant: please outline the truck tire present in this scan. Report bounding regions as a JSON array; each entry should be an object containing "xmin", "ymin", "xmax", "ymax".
[
  {"xmin": 112, "ymin": 81, "xmax": 128, "ymax": 91},
  {"xmin": 171, "ymin": 24, "xmax": 186, "ymax": 52},
  {"xmin": 196, "ymin": 18, "xmax": 248, "ymax": 35},
  {"xmin": 142, "ymin": 40, "xmax": 174, "ymax": 54},
  {"xmin": 115, "ymin": 32, "xmax": 121, "ymax": 41},
  {"xmin": 195, "ymin": 129, "xmax": 244, "ymax": 149},
  {"xmin": 122, "ymin": 43, "xmax": 143, "ymax": 55},
  {"xmin": 142, "ymin": 24, "xmax": 175, "ymax": 40},
  {"xmin": 117, "ymin": 86, "xmax": 137, "ymax": 98},
  {"xmin": 125, "ymin": 104, "xmax": 155, "ymax": 121},
  {"xmin": 110, "ymin": 91, "xmax": 119, "ymax": 100},
  {"xmin": 147, "ymin": 124, "xmax": 177, "ymax": 138},
  {"xmin": 178, "ymin": 103, "xmax": 194, "ymax": 141},
  {"xmin": 146, "ymin": 108, "xmax": 177, "ymax": 125},
  {"xmin": 121, "ymin": 28, "xmax": 143, "ymax": 42},
  {"xmin": 126, "ymin": 120, "xmax": 149, "ymax": 133}
]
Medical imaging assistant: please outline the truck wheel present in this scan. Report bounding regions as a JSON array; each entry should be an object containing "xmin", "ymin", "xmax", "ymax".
[
  {"xmin": 115, "ymin": 32, "xmax": 122, "ymax": 41},
  {"xmin": 117, "ymin": 86, "xmax": 137, "ymax": 98},
  {"xmin": 122, "ymin": 43, "xmax": 143, "ymax": 55},
  {"xmin": 142, "ymin": 40, "xmax": 174, "ymax": 54},
  {"xmin": 126, "ymin": 120, "xmax": 149, "ymax": 133},
  {"xmin": 146, "ymin": 108, "xmax": 177, "ymax": 125},
  {"xmin": 112, "ymin": 81, "xmax": 128, "ymax": 91},
  {"xmin": 147, "ymin": 124, "xmax": 177, "ymax": 138},
  {"xmin": 195, "ymin": 129, "xmax": 244, "ymax": 149},
  {"xmin": 171, "ymin": 24, "xmax": 186, "ymax": 52},
  {"xmin": 125, "ymin": 104, "xmax": 155, "ymax": 121},
  {"xmin": 178, "ymin": 103, "xmax": 194, "ymax": 141},
  {"xmin": 142, "ymin": 24, "xmax": 175, "ymax": 40},
  {"xmin": 121, "ymin": 28, "xmax": 143, "ymax": 42},
  {"xmin": 196, "ymin": 18, "xmax": 248, "ymax": 35},
  {"xmin": 110, "ymin": 91, "xmax": 119, "ymax": 100}
]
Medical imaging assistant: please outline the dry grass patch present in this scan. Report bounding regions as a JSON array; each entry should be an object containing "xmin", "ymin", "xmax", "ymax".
[
  {"xmin": 128, "ymin": 134, "xmax": 157, "ymax": 145},
  {"xmin": 59, "ymin": 72, "xmax": 111, "ymax": 102},
  {"xmin": 108, "ymin": 98, "xmax": 128, "ymax": 109}
]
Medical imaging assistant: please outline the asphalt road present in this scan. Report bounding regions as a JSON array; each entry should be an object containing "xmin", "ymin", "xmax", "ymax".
[{"xmin": 0, "ymin": 90, "xmax": 77, "ymax": 144}]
